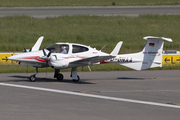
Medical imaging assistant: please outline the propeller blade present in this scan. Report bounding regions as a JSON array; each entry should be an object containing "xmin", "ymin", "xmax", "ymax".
[
  {"xmin": 41, "ymin": 48, "xmax": 52, "ymax": 61},
  {"xmin": 23, "ymin": 47, "xmax": 27, "ymax": 52},
  {"xmin": 42, "ymin": 48, "xmax": 47, "ymax": 56},
  {"xmin": 47, "ymin": 51, "xmax": 51, "ymax": 57}
]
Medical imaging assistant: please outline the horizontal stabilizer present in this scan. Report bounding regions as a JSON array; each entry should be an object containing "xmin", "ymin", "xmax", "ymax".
[{"xmin": 143, "ymin": 36, "xmax": 173, "ymax": 42}]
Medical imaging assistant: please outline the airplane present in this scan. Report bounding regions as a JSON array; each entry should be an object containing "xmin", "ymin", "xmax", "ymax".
[{"xmin": 8, "ymin": 36, "xmax": 172, "ymax": 82}]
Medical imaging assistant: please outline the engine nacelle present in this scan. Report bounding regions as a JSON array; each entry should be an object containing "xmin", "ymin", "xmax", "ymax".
[{"xmin": 49, "ymin": 55, "xmax": 69, "ymax": 69}]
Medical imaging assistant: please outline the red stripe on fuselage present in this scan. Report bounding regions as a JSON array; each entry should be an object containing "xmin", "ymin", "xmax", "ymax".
[
  {"xmin": 22, "ymin": 56, "xmax": 88, "ymax": 63},
  {"xmin": 22, "ymin": 56, "xmax": 47, "ymax": 63},
  {"xmin": 100, "ymin": 61, "xmax": 108, "ymax": 64}
]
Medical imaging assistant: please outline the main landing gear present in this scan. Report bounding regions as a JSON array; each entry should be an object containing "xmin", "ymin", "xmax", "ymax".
[
  {"xmin": 54, "ymin": 67, "xmax": 80, "ymax": 82},
  {"xmin": 54, "ymin": 69, "xmax": 64, "ymax": 81},
  {"xmin": 71, "ymin": 67, "xmax": 80, "ymax": 82}
]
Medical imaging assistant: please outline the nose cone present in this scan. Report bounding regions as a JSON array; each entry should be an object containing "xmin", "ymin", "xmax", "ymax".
[{"xmin": 8, "ymin": 55, "xmax": 19, "ymax": 61}]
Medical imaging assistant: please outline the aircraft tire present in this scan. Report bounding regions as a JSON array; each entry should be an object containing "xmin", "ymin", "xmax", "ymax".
[
  {"xmin": 29, "ymin": 75, "xmax": 36, "ymax": 82},
  {"xmin": 73, "ymin": 75, "xmax": 80, "ymax": 82},
  {"xmin": 57, "ymin": 73, "xmax": 64, "ymax": 81}
]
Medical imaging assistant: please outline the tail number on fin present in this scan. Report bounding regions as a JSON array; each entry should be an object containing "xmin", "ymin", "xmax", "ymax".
[{"xmin": 108, "ymin": 57, "xmax": 132, "ymax": 63}]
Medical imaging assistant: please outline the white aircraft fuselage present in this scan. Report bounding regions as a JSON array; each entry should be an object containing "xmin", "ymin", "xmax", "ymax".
[{"xmin": 9, "ymin": 42, "xmax": 111, "ymax": 69}]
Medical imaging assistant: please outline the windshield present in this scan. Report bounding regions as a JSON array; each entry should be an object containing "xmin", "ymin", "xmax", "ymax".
[{"xmin": 46, "ymin": 44, "xmax": 69, "ymax": 54}]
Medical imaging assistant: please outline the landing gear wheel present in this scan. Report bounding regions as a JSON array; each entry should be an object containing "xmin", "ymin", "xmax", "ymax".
[
  {"xmin": 73, "ymin": 75, "xmax": 80, "ymax": 82},
  {"xmin": 57, "ymin": 73, "xmax": 64, "ymax": 81},
  {"xmin": 29, "ymin": 75, "xmax": 36, "ymax": 82}
]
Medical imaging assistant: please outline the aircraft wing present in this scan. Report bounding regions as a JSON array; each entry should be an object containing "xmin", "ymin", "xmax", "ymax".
[{"xmin": 69, "ymin": 55, "xmax": 114, "ymax": 66}]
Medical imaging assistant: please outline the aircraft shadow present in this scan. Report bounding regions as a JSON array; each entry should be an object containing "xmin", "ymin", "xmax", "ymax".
[
  {"xmin": 117, "ymin": 77, "xmax": 153, "ymax": 80},
  {"xmin": 7, "ymin": 75, "xmax": 95, "ymax": 84}
]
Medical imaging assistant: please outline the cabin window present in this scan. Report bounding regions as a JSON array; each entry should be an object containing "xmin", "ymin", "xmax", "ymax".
[{"xmin": 72, "ymin": 45, "xmax": 89, "ymax": 53}]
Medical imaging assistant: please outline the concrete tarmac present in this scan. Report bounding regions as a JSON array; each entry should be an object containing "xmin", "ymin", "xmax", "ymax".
[{"xmin": 0, "ymin": 70, "xmax": 180, "ymax": 120}]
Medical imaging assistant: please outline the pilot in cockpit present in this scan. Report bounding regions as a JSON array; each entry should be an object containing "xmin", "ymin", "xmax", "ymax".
[{"xmin": 60, "ymin": 46, "xmax": 67, "ymax": 54}]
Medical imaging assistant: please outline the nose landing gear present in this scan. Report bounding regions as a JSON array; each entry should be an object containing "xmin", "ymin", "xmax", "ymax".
[{"xmin": 29, "ymin": 67, "xmax": 38, "ymax": 82}]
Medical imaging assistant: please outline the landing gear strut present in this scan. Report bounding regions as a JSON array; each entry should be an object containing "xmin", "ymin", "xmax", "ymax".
[
  {"xmin": 71, "ymin": 67, "xmax": 80, "ymax": 82},
  {"xmin": 29, "ymin": 67, "xmax": 38, "ymax": 82}
]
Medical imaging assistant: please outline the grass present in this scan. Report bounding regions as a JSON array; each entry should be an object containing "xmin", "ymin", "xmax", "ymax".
[
  {"xmin": 0, "ymin": 0, "xmax": 179, "ymax": 7},
  {"xmin": 0, "ymin": 15, "xmax": 180, "ymax": 72},
  {"xmin": 0, "ymin": 15, "xmax": 180, "ymax": 53}
]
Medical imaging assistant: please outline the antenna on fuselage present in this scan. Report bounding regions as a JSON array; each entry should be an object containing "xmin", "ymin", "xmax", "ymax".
[
  {"xmin": 88, "ymin": 66, "xmax": 91, "ymax": 72},
  {"xmin": 100, "ymin": 43, "xmax": 107, "ymax": 51}
]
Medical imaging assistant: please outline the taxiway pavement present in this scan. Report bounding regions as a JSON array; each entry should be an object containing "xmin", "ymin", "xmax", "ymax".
[
  {"xmin": 0, "ymin": 6, "xmax": 180, "ymax": 17},
  {"xmin": 0, "ymin": 70, "xmax": 180, "ymax": 120}
]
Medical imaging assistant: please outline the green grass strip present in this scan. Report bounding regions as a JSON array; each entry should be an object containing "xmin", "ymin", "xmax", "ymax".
[{"xmin": 0, "ymin": 15, "xmax": 179, "ymax": 53}]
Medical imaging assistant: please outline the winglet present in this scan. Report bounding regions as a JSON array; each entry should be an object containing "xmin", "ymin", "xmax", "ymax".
[
  {"xmin": 110, "ymin": 41, "xmax": 123, "ymax": 56},
  {"xmin": 31, "ymin": 36, "xmax": 44, "ymax": 52}
]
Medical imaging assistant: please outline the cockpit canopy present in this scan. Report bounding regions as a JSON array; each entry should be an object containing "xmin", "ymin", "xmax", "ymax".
[
  {"xmin": 46, "ymin": 43, "xmax": 89, "ymax": 54},
  {"xmin": 46, "ymin": 44, "xmax": 69, "ymax": 53}
]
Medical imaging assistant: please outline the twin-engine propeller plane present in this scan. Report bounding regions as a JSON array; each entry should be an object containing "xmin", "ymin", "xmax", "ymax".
[{"xmin": 8, "ymin": 36, "xmax": 172, "ymax": 82}]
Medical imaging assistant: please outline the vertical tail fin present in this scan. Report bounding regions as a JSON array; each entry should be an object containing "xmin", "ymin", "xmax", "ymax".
[
  {"xmin": 31, "ymin": 36, "xmax": 44, "ymax": 52},
  {"xmin": 115, "ymin": 36, "xmax": 172, "ymax": 70},
  {"xmin": 140, "ymin": 36, "xmax": 172, "ymax": 70}
]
